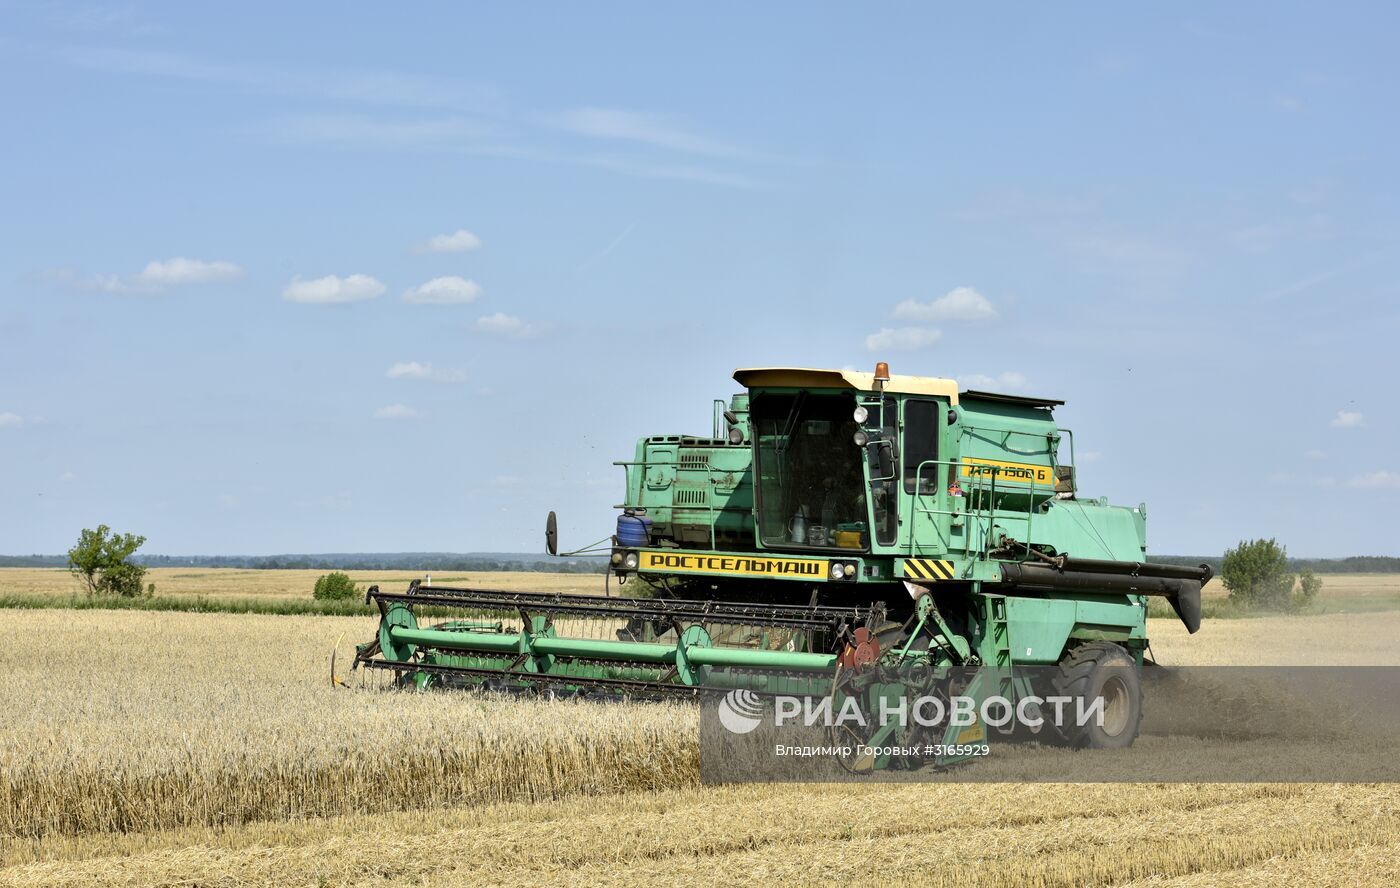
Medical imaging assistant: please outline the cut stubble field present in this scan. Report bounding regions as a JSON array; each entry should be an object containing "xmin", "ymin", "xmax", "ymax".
[{"xmin": 0, "ymin": 570, "xmax": 1398, "ymax": 886}]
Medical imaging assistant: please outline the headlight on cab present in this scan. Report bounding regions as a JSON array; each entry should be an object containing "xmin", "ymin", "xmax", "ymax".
[{"xmin": 829, "ymin": 561, "xmax": 858, "ymax": 581}]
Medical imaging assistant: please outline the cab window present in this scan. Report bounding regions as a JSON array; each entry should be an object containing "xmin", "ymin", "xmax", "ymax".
[{"xmin": 903, "ymin": 400, "xmax": 939, "ymax": 494}]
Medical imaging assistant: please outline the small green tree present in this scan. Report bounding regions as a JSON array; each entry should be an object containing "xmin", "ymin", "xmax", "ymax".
[
  {"xmin": 67, "ymin": 524, "xmax": 148, "ymax": 597},
  {"xmin": 1294, "ymin": 569, "xmax": 1323, "ymax": 611},
  {"xmin": 1221, "ymin": 538, "xmax": 1296, "ymax": 610},
  {"xmin": 313, "ymin": 571, "xmax": 358, "ymax": 601}
]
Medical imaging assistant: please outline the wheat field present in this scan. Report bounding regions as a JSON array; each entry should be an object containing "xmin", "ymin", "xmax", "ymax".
[
  {"xmin": 0, "ymin": 571, "xmax": 1397, "ymax": 885},
  {"xmin": 4, "ymin": 782, "xmax": 1397, "ymax": 887},
  {"xmin": 0, "ymin": 609, "xmax": 693, "ymax": 850},
  {"xmin": 0, "ymin": 566, "xmax": 606, "ymax": 602}
]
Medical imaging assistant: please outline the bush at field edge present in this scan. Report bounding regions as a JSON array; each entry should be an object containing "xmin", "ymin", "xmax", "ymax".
[{"xmin": 313, "ymin": 571, "xmax": 359, "ymax": 601}]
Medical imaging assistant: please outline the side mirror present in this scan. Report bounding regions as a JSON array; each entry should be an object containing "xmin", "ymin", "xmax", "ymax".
[
  {"xmin": 878, "ymin": 442, "xmax": 894, "ymax": 479},
  {"xmin": 1054, "ymin": 466, "xmax": 1075, "ymax": 494},
  {"xmin": 545, "ymin": 511, "xmax": 558, "ymax": 556},
  {"xmin": 869, "ymin": 440, "xmax": 895, "ymax": 481}
]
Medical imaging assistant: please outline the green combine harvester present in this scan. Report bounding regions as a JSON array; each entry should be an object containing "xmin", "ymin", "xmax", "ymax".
[{"xmin": 353, "ymin": 364, "xmax": 1209, "ymax": 770}]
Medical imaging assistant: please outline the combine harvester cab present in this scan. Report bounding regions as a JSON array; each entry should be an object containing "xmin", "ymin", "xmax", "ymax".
[{"xmin": 354, "ymin": 363, "xmax": 1209, "ymax": 771}]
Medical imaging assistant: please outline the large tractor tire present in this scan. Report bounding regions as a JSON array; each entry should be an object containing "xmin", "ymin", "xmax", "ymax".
[{"xmin": 1051, "ymin": 642, "xmax": 1142, "ymax": 749}]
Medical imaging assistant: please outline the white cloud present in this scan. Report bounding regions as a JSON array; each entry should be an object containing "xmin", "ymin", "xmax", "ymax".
[
  {"xmin": 59, "ymin": 49, "xmax": 758, "ymax": 188},
  {"xmin": 1304, "ymin": 449, "xmax": 1328, "ymax": 461},
  {"xmin": 374, "ymin": 404, "xmax": 419, "ymax": 420},
  {"xmin": 62, "ymin": 47, "xmax": 497, "ymax": 111},
  {"xmin": 579, "ymin": 155, "xmax": 757, "ymax": 187},
  {"xmin": 547, "ymin": 107, "xmax": 740, "ymax": 157},
  {"xmin": 1259, "ymin": 252, "xmax": 1384, "ymax": 303},
  {"xmin": 1229, "ymin": 215, "xmax": 1333, "ymax": 254},
  {"xmin": 414, "ymin": 229, "xmax": 481, "ymax": 254},
  {"xmin": 959, "ymin": 371, "xmax": 1028, "ymax": 391},
  {"xmin": 282, "ymin": 274, "xmax": 385, "ymax": 304},
  {"xmin": 1348, "ymin": 471, "xmax": 1400, "ymax": 490},
  {"xmin": 864, "ymin": 327, "xmax": 942, "ymax": 352},
  {"xmin": 387, "ymin": 361, "xmax": 431, "ymax": 379},
  {"xmin": 474, "ymin": 312, "xmax": 537, "ymax": 338},
  {"xmin": 386, "ymin": 361, "xmax": 466, "ymax": 383},
  {"xmin": 0, "ymin": 412, "xmax": 24, "ymax": 428},
  {"xmin": 55, "ymin": 257, "xmax": 244, "ymax": 293},
  {"xmin": 1330, "ymin": 410, "xmax": 1364, "ymax": 429},
  {"xmin": 1077, "ymin": 451, "xmax": 1103, "ymax": 464},
  {"xmin": 252, "ymin": 114, "xmax": 757, "ymax": 186},
  {"xmin": 135, "ymin": 257, "xmax": 244, "ymax": 286},
  {"xmin": 262, "ymin": 114, "xmax": 498, "ymax": 150},
  {"xmin": 894, "ymin": 287, "xmax": 996, "ymax": 323},
  {"xmin": 402, "ymin": 275, "xmax": 481, "ymax": 305},
  {"xmin": 59, "ymin": 471, "xmax": 78, "ymax": 483}
]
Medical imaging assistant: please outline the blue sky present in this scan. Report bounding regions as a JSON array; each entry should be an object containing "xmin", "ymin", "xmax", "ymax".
[{"xmin": 1, "ymin": 2, "xmax": 1396, "ymax": 557}]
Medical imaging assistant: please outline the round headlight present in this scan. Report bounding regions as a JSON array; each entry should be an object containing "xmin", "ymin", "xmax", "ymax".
[
  {"xmin": 843, "ymin": 563, "xmax": 856, "ymax": 578},
  {"xmin": 728, "ymin": 426, "xmax": 744, "ymax": 445},
  {"xmin": 830, "ymin": 562, "xmax": 845, "ymax": 580},
  {"xmin": 611, "ymin": 552, "xmax": 623, "ymax": 565},
  {"xmin": 853, "ymin": 405, "xmax": 869, "ymax": 424},
  {"xmin": 853, "ymin": 430, "xmax": 869, "ymax": 447},
  {"xmin": 623, "ymin": 552, "xmax": 640, "ymax": 570}
]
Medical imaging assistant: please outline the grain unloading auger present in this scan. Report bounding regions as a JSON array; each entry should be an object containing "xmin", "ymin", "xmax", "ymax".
[{"xmin": 352, "ymin": 363, "xmax": 1211, "ymax": 771}]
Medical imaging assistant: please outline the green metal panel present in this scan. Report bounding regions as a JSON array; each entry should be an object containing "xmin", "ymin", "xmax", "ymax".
[
  {"xmin": 1002, "ymin": 597, "xmax": 1077, "ymax": 664},
  {"xmin": 1001, "ymin": 594, "xmax": 1145, "ymax": 665},
  {"xmin": 688, "ymin": 645, "xmax": 835, "ymax": 671},
  {"xmin": 1025, "ymin": 500, "xmax": 1148, "ymax": 562},
  {"xmin": 621, "ymin": 437, "xmax": 754, "ymax": 548}
]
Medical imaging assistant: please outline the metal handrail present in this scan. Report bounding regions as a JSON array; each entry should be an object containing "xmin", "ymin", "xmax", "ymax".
[{"xmin": 907, "ymin": 438, "xmax": 1068, "ymax": 569}]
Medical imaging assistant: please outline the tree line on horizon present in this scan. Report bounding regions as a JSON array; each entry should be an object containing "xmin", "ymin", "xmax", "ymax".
[
  {"xmin": 1149, "ymin": 554, "xmax": 1400, "ymax": 574},
  {"xmin": 0, "ymin": 552, "xmax": 607, "ymax": 572},
  {"xmin": 3, "ymin": 551, "xmax": 1400, "ymax": 574}
]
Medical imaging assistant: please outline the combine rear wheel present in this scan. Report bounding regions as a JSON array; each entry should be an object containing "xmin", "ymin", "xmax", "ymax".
[{"xmin": 1051, "ymin": 642, "xmax": 1141, "ymax": 748}]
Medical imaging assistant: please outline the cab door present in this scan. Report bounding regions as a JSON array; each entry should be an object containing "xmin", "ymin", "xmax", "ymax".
[{"xmin": 901, "ymin": 399, "xmax": 950, "ymax": 554}]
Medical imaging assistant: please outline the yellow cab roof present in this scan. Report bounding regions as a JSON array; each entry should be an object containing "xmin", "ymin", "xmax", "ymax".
[{"xmin": 732, "ymin": 367, "xmax": 960, "ymax": 405}]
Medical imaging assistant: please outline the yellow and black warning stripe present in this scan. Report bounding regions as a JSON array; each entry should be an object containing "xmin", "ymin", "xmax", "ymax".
[{"xmin": 902, "ymin": 558, "xmax": 957, "ymax": 581}]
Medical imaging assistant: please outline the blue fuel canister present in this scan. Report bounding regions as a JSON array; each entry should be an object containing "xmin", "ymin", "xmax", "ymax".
[{"xmin": 616, "ymin": 511, "xmax": 652, "ymax": 547}]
